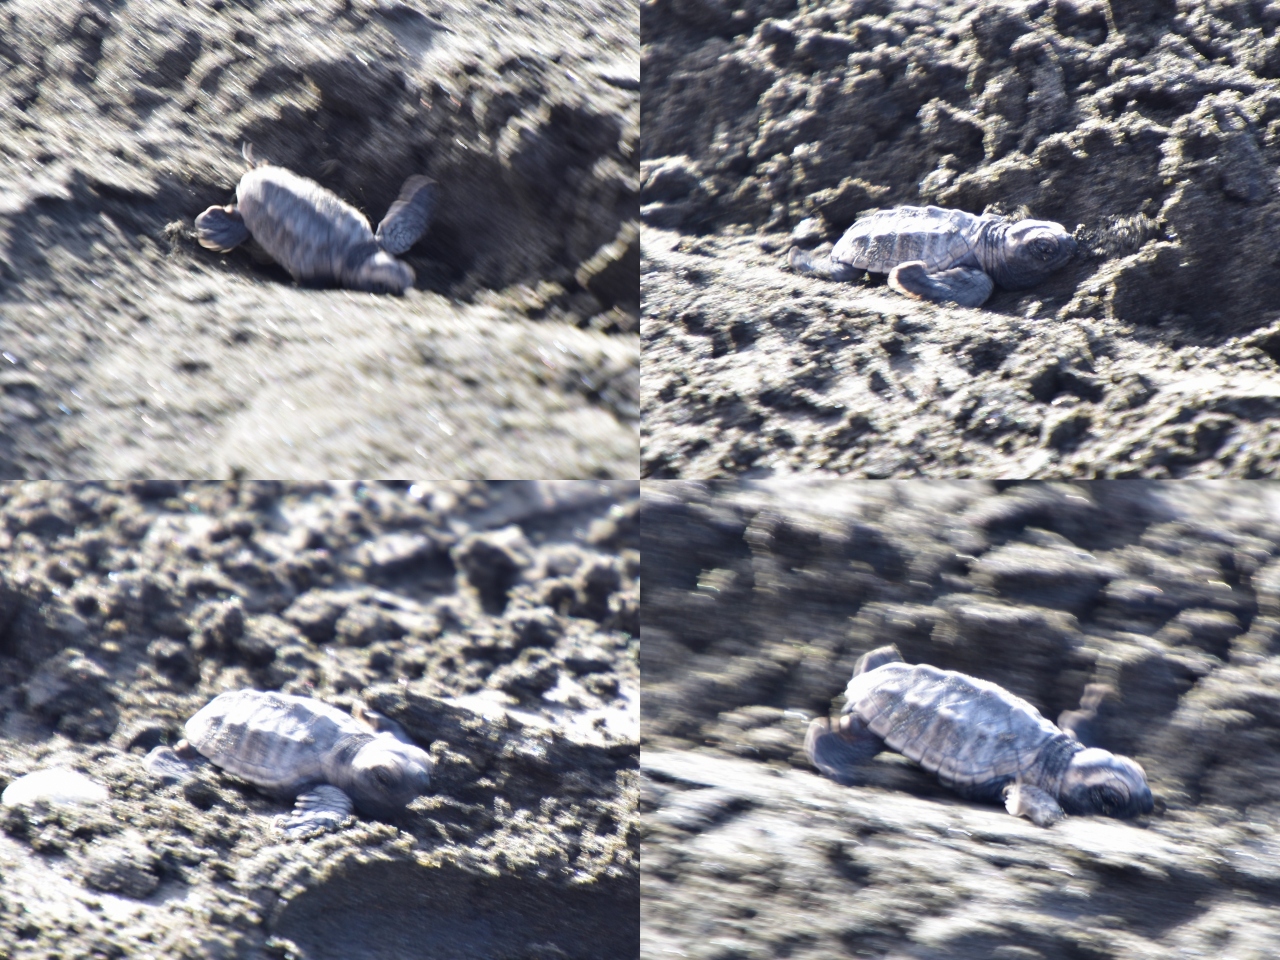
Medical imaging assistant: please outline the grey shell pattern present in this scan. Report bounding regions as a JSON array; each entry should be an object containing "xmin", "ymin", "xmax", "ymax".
[
  {"xmin": 196, "ymin": 163, "xmax": 436, "ymax": 295},
  {"xmin": 185, "ymin": 689, "xmax": 365, "ymax": 796},
  {"xmin": 809, "ymin": 645, "xmax": 1155, "ymax": 826},
  {"xmin": 237, "ymin": 167, "xmax": 378, "ymax": 287},
  {"xmin": 788, "ymin": 204, "xmax": 1076, "ymax": 307},
  {"xmin": 844, "ymin": 661, "xmax": 1065, "ymax": 802},
  {"xmin": 833, "ymin": 205, "xmax": 985, "ymax": 274},
  {"xmin": 170, "ymin": 689, "xmax": 434, "ymax": 837}
]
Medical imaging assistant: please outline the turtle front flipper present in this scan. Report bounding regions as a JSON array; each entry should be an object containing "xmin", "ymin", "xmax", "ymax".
[
  {"xmin": 788, "ymin": 246, "xmax": 863, "ymax": 282},
  {"xmin": 888, "ymin": 262, "xmax": 994, "ymax": 307},
  {"xmin": 375, "ymin": 176, "xmax": 436, "ymax": 255},
  {"xmin": 1003, "ymin": 782, "xmax": 1064, "ymax": 827},
  {"xmin": 278, "ymin": 784, "xmax": 354, "ymax": 838},
  {"xmin": 1057, "ymin": 683, "xmax": 1116, "ymax": 747},
  {"xmin": 805, "ymin": 713, "xmax": 884, "ymax": 786},
  {"xmin": 195, "ymin": 204, "xmax": 251, "ymax": 252}
]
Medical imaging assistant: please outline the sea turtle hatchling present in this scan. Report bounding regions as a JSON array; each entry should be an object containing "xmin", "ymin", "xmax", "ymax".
[
  {"xmin": 195, "ymin": 154, "xmax": 436, "ymax": 295},
  {"xmin": 144, "ymin": 689, "xmax": 434, "ymax": 837},
  {"xmin": 805, "ymin": 645, "xmax": 1154, "ymax": 826},
  {"xmin": 787, "ymin": 205, "xmax": 1077, "ymax": 308}
]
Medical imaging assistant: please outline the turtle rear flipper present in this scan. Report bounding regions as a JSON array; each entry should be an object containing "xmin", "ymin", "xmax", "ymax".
[
  {"xmin": 889, "ymin": 261, "xmax": 994, "ymax": 307},
  {"xmin": 143, "ymin": 745, "xmax": 205, "ymax": 785},
  {"xmin": 805, "ymin": 713, "xmax": 883, "ymax": 786},
  {"xmin": 788, "ymin": 246, "xmax": 863, "ymax": 282},
  {"xmin": 348, "ymin": 248, "xmax": 415, "ymax": 295},
  {"xmin": 375, "ymin": 176, "xmax": 436, "ymax": 255},
  {"xmin": 854, "ymin": 644, "xmax": 903, "ymax": 676},
  {"xmin": 278, "ymin": 784, "xmax": 354, "ymax": 838},
  {"xmin": 196, "ymin": 204, "xmax": 250, "ymax": 252}
]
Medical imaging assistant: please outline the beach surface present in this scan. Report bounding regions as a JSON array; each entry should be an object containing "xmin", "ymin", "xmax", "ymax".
[
  {"xmin": 0, "ymin": 0, "xmax": 638, "ymax": 478},
  {"xmin": 643, "ymin": 480, "xmax": 1280, "ymax": 959},
  {"xmin": 642, "ymin": 0, "xmax": 1280, "ymax": 477},
  {"xmin": 0, "ymin": 480, "xmax": 639, "ymax": 959}
]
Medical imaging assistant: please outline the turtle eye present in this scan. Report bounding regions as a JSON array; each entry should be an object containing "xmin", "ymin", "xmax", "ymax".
[
  {"xmin": 1092, "ymin": 787, "xmax": 1121, "ymax": 813},
  {"xmin": 1032, "ymin": 237, "xmax": 1056, "ymax": 258},
  {"xmin": 375, "ymin": 769, "xmax": 393, "ymax": 787}
]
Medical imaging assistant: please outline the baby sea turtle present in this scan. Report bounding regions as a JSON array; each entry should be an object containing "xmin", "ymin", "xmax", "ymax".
[
  {"xmin": 144, "ymin": 690, "xmax": 433, "ymax": 837},
  {"xmin": 195, "ymin": 151, "xmax": 436, "ymax": 295},
  {"xmin": 787, "ymin": 205, "xmax": 1076, "ymax": 308},
  {"xmin": 805, "ymin": 645, "xmax": 1153, "ymax": 826}
]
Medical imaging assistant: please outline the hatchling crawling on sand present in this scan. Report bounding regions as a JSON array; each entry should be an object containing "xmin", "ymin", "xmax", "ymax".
[
  {"xmin": 806, "ymin": 645, "xmax": 1154, "ymax": 826},
  {"xmin": 145, "ymin": 689, "xmax": 434, "ymax": 837},
  {"xmin": 788, "ymin": 205, "xmax": 1076, "ymax": 307},
  {"xmin": 195, "ymin": 154, "xmax": 436, "ymax": 295}
]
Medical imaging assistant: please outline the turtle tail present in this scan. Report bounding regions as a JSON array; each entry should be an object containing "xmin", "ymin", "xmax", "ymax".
[
  {"xmin": 240, "ymin": 142, "xmax": 269, "ymax": 169},
  {"xmin": 854, "ymin": 644, "xmax": 904, "ymax": 675},
  {"xmin": 805, "ymin": 713, "xmax": 883, "ymax": 786}
]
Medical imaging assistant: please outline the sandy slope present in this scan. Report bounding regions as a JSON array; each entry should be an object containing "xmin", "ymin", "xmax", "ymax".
[
  {"xmin": 643, "ymin": 480, "xmax": 1280, "ymax": 959},
  {"xmin": 0, "ymin": 480, "xmax": 639, "ymax": 959},
  {"xmin": 642, "ymin": 0, "xmax": 1280, "ymax": 477},
  {"xmin": 0, "ymin": 0, "xmax": 638, "ymax": 478}
]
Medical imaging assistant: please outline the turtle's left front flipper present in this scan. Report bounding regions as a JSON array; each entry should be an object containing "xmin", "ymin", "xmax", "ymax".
[
  {"xmin": 279, "ymin": 784, "xmax": 354, "ymax": 838},
  {"xmin": 375, "ymin": 176, "xmax": 437, "ymax": 255},
  {"xmin": 889, "ymin": 262, "xmax": 994, "ymax": 307}
]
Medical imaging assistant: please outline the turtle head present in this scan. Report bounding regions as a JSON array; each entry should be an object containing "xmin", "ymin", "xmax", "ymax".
[
  {"xmin": 347, "ymin": 737, "xmax": 434, "ymax": 817},
  {"xmin": 345, "ymin": 245, "xmax": 415, "ymax": 295},
  {"xmin": 991, "ymin": 218, "xmax": 1077, "ymax": 289},
  {"xmin": 1059, "ymin": 747, "xmax": 1153, "ymax": 819}
]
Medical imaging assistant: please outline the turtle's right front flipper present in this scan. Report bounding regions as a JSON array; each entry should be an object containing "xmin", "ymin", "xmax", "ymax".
[
  {"xmin": 375, "ymin": 176, "xmax": 436, "ymax": 255},
  {"xmin": 278, "ymin": 784, "xmax": 354, "ymax": 839},
  {"xmin": 788, "ymin": 246, "xmax": 863, "ymax": 282},
  {"xmin": 352, "ymin": 702, "xmax": 415, "ymax": 745},
  {"xmin": 196, "ymin": 204, "xmax": 250, "ymax": 252},
  {"xmin": 805, "ymin": 713, "xmax": 883, "ymax": 786},
  {"xmin": 1003, "ymin": 782, "xmax": 1064, "ymax": 827}
]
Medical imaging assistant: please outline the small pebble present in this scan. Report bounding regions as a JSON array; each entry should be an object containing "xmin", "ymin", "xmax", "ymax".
[{"xmin": 2, "ymin": 768, "xmax": 108, "ymax": 808}]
